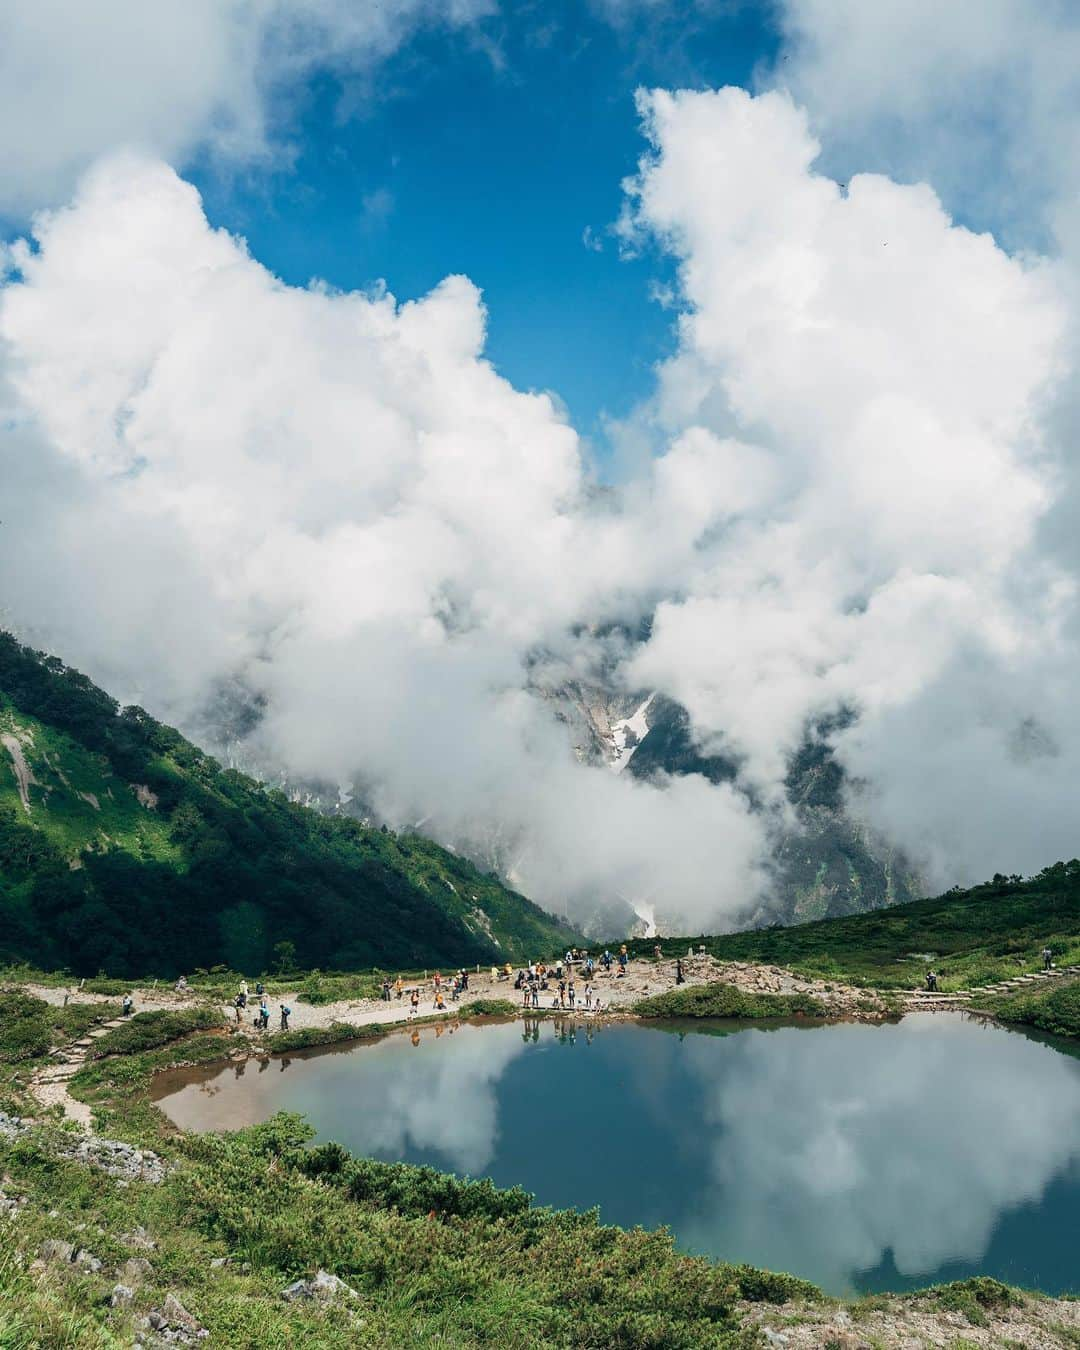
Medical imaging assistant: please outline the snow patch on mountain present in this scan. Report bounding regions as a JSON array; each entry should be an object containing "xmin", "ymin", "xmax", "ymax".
[{"xmin": 609, "ymin": 693, "xmax": 657, "ymax": 773}]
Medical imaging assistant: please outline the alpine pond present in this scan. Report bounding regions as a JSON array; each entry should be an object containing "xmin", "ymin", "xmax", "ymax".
[{"xmin": 153, "ymin": 1012, "xmax": 1080, "ymax": 1297}]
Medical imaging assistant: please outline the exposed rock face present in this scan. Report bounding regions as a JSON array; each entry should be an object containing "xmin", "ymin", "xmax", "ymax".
[{"xmin": 542, "ymin": 683, "xmax": 923, "ymax": 931}]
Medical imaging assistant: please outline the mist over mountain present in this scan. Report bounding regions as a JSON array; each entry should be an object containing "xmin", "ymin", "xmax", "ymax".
[{"xmin": 4, "ymin": 1, "xmax": 1080, "ymax": 938}]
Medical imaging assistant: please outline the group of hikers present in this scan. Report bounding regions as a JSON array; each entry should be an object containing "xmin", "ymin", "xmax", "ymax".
[
  {"xmin": 233, "ymin": 981, "xmax": 291, "ymax": 1031},
  {"xmin": 379, "ymin": 967, "xmax": 473, "ymax": 1014},
  {"xmin": 509, "ymin": 946, "xmax": 631, "ymax": 1012}
]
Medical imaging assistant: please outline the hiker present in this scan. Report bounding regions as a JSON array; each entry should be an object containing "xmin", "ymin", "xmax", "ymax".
[
  {"xmin": 925, "ymin": 970, "xmax": 938, "ymax": 992},
  {"xmin": 1043, "ymin": 946, "xmax": 1054, "ymax": 971},
  {"xmin": 531, "ymin": 982, "xmax": 539, "ymax": 1008},
  {"xmin": 395, "ymin": 976, "xmax": 404, "ymax": 999},
  {"xmin": 279, "ymin": 1005, "xmax": 291, "ymax": 1031},
  {"xmin": 434, "ymin": 989, "xmax": 446, "ymax": 1012},
  {"xmin": 410, "ymin": 988, "xmax": 420, "ymax": 1016},
  {"xmin": 593, "ymin": 997, "xmax": 603, "ymax": 1013},
  {"xmin": 558, "ymin": 979, "xmax": 567, "ymax": 1008},
  {"xmin": 568, "ymin": 981, "xmax": 576, "ymax": 1009},
  {"xmin": 654, "ymin": 943, "xmax": 662, "ymax": 960},
  {"xmin": 233, "ymin": 995, "xmax": 243, "ymax": 1025},
  {"xmin": 238, "ymin": 981, "xmax": 249, "ymax": 1008},
  {"xmin": 584, "ymin": 984, "xmax": 592, "ymax": 1009},
  {"xmin": 382, "ymin": 979, "xmax": 392, "ymax": 1002},
  {"xmin": 460, "ymin": 969, "xmax": 469, "ymax": 991},
  {"xmin": 260, "ymin": 1000, "xmax": 270, "ymax": 1030},
  {"xmin": 618, "ymin": 944, "xmax": 628, "ymax": 971},
  {"xmin": 676, "ymin": 958, "xmax": 685, "ymax": 986},
  {"xmin": 522, "ymin": 985, "xmax": 531, "ymax": 1009},
  {"xmin": 175, "ymin": 975, "xmax": 189, "ymax": 992},
  {"xmin": 122, "ymin": 993, "xmax": 134, "ymax": 1016},
  {"xmin": 255, "ymin": 981, "xmax": 265, "ymax": 998}
]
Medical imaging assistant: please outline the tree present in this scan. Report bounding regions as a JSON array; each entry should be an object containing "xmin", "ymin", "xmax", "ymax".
[{"xmin": 273, "ymin": 940, "xmax": 297, "ymax": 975}]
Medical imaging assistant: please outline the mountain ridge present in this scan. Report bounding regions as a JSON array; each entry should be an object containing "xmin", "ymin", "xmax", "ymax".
[{"xmin": 0, "ymin": 633, "xmax": 579, "ymax": 977}]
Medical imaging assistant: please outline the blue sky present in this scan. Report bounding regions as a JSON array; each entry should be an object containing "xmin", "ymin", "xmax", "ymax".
[{"xmin": 188, "ymin": 2, "xmax": 779, "ymax": 442}]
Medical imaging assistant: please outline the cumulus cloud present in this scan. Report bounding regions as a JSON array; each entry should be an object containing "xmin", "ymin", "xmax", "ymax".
[
  {"xmin": 0, "ymin": 0, "xmax": 494, "ymax": 216},
  {"xmin": 770, "ymin": 0, "xmax": 1080, "ymax": 249},
  {"xmin": 0, "ymin": 152, "xmax": 766, "ymax": 927},
  {"xmin": 5, "ymin": 9, "xmax": 1080, "ymax": 919},
  {"xmin": 607, "ymin": 84, "xmax": 1080, "ymax": 884}
]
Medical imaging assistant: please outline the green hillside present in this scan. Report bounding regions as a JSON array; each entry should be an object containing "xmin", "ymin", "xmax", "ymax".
[
  {"xmin": 625, "ymin": 865, "xmax": 1080, "ymax": 989},
  {"xmin": 0, "ymin": 634, "xmax": 579, "ymax": 977}
]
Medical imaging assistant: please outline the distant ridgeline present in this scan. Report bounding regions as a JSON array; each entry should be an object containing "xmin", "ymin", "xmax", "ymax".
[{"xmin": 0, "ymin": 634, "xmax": 579, "ymax": 977}]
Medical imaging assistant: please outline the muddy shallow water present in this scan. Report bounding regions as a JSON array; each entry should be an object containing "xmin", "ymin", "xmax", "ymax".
[{"xmin": 153, "ymin": 1012, "xmax": 1080, "ymax": 1296}]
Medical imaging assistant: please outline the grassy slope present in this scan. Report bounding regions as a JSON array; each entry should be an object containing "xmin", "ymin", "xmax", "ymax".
[
  {"xmin": 625, "ymin": 866, "xmax": 1080, "ymax": 991},
  {"xmin": 0, "ymin": 633, "xmax": 578, "ymax": 977}
]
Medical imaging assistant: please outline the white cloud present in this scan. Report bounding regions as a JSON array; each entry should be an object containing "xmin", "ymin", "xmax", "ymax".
[
  {"xmin": 0, "ymin": 0, "xmax": 494, "ymax": 217},
  {"xmin": 770, "ymin": 0, "xmax": 1080, "ymax": 249},
  {"xmin": 616, "ymin": 86, "xmax": 1074, "ymax": 880},
  {"xmin": 679, "ymin": 1015, "xmax": 1080, "ymax": 1291},
  {"xmin": 0, "ymin": 152, "xmax": 766, "ymax": 928},
  {"xmin": 6, "ymin": 4, "xmax": 1080, "ymax": 916}
]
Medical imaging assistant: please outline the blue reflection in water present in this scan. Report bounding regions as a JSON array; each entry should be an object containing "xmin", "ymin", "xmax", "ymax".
[{"xmin": 153, "ymin": 1013, "xmax": 1080, "ymax": 1295}]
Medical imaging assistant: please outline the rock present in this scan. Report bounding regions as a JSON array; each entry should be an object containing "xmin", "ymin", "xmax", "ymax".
[
  {"xmin": 0, "ymin": 1111, "xmax": 27, "ymax": 1140},
  {"xmin": 119, "ymin": 1257, "xmax": 153, "ymax": 1285},
  {"xmin": 40, "ymin": 1239, "xmax": 75, "ymax": 1263},
  {"xmin": 124, "ymin": 1225, "xmax": 157, "ymax": 1250},
  {"xmin": 62, "ymin": 1137, "xmax": 167, "ymax": 1186},
  {"xmin": 162, "ymin": 1293, "xmax": 204, "ymax": 1335},
  {"xmin": 74, "ymin": 1248, "xmax": 103, "ymax": 1273},
  {"xmin": 282, "ymin": 1269, "xmax": 357, "ymax": 1303},
  {"xmin": 209, "ymin": 1256, "xmax": 229, "ymax": 1269},
  {"xmin": 762, "ymin": 1331, "xmax": 789, "ymax": 1347},
  {"xmin": 110, "ymin": 1283, "xmax": 134, "ymax": 1307}
]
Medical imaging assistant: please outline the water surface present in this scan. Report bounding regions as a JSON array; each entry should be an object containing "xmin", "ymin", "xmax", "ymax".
[{"xmin": 153, "ymin": 1013, "xmax": 1080, "ymax": 1296}]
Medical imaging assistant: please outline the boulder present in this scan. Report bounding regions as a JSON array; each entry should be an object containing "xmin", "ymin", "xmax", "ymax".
[
  {"xmin": 281, "ymin": 1269, "xmax": 357, "ymax": 1303},
  {"xmin": 40, "ymin": 1239, "xmax": 75, "ymax": 1263},
  {"xmin": 118, "ymin": 1256, "xmax": 153, "ymax": 1285},
  {"xmin": 110, "ymin": 1284, "xmax": 134, "ymax": 1307},
  {"xmin": 162, "ymin": 1293, "xmax": 203, "ymax": 1334},
  {"xmin": 74, "ymin": 1249, "xmax": 103, "ymax": 1273}
]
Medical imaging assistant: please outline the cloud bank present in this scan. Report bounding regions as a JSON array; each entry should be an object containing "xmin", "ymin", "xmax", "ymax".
[{"xmin": 4, "ymin": 1, "xmax": 1080, "ymax": 926}]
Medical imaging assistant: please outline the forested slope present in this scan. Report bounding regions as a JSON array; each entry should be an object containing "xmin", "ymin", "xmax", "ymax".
[{"xmin": 0, "ymin": 634, "xmax": 578, "ymax": 977}]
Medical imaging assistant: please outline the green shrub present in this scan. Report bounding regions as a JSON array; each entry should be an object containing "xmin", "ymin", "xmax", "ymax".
[
  {"xmin": 268, "ymin": 1021, "xmax": 383, "ymax": 1053},
  {"xmin": 995, "ymin": 982, "xmax": 1080, "ymax": 1040},
  {"xmin": 0, "ymin": 992, "xmax": 52, "ymax": 1063},
  {"xmin": 634, "ymin": 984, "xmax": 826, "ymax": 1020},
  {"xmin": 86, "ymin": 1007, "xmax": 222, "ymax": 1058},
  {"xmin": 461, "ymin": 998, "xmax": 518, "ymax": 1017}
]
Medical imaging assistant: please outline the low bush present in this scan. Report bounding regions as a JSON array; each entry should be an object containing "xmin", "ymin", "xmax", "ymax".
[
  {"xmin": 268, "ymin": 1021, "xmax": 383, "ymax": 1053},
  {"xmin": 634, "ymin": 984, "xmax": 826, "ymax": 1020},
  {"xmin": 86, "ymin": 1007, "xmax": 222, "ymax": 1059},
  {"xmin": 0, "ymin": 992, "xmax": 51, "ymax": 1063},
  {"xmin": 994, "ymin": 982, "xmax": 1080, "ymax": 1040}
]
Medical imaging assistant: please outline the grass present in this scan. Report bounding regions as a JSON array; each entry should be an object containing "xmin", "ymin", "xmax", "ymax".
[
  {"xmin": 634, "ymin": 984, "xmax": 827, "ymax": 1019},
  {"xmin": 991, "ymin": 981, "xmax": 1080, "ymax": 1040},
  {"xmin": 85, "ymin": 1008, "xmax": 223, "ymax": 1059},
  {"xmin": 623, "ymin": 872, "xmax": 1080, "ymax": 992}
]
